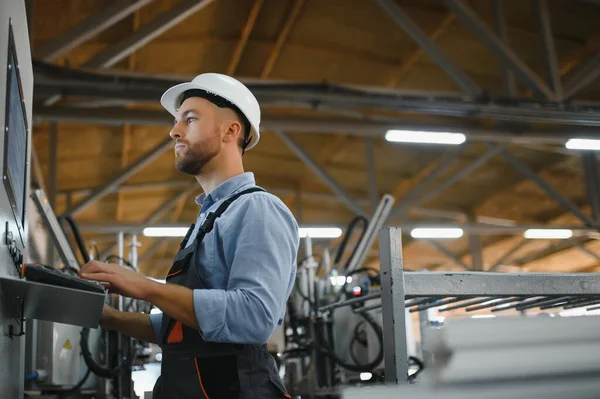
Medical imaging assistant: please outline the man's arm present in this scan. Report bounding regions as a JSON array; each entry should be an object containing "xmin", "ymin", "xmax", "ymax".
[
  {"xmin": 80, "ymin": 194, "xmax": 298, "ymax": 345},
  {"xmin": 191, "ymin": 193, "xmax": 299, "ymax": 344},
  {"xmin": 100, "ymin": 304, "xmax": 158, "ymax": 344}
]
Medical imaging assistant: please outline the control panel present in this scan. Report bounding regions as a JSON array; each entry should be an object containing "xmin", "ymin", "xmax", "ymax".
[{"xmin": 5, "ymin": 221, "xmax": 23, "ymax": 269}]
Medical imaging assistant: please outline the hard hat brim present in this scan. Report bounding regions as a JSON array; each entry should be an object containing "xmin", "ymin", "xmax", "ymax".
[{"xmin": 160, "ymin": 82, "xmax": 259, "ymax": 151}]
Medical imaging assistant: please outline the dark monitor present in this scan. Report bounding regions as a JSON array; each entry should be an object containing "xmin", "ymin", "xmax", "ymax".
[{"xmin": 4, "ymin": 24, "xmax": 29, "ymax": 246}]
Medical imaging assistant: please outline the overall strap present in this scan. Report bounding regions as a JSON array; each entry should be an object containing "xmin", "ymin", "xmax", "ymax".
[
  {"xmin": 159, "ymin": 187, "xmax": 266, "ymax": 347},
  {"xmin": 195, "ymin": 187, "xmax": 265, "ymax": 243}
]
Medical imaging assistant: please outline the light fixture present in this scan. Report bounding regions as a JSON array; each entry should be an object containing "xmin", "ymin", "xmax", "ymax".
[
  {"xmin": 410, "ymin": 227, "xmax": 464, "ymax": 239},
  {"xmin": 143, "ymin": 227, "xmax": 189, "ymax": 237},
  {"xmin": 299, "ymin": 227, "xmax": 342, "ymax": 238},
  {"xmin": 523, "ymin": 228, "xmax": 573, "ymax": 239},
  {"xmin": 359, "ymin": 372, "xmax": 372, "ymax": 381},
  {"xmin": 565, "ymin": 138, "xmax": 600, "ymax": 151},
  {"xmin": 385, "ymin": 130, "xmax": 466, "ymax": 145}
]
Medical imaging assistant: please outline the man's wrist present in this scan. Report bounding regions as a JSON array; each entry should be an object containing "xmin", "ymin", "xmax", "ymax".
[
  {"xmin": 100, "ymin": 308, "xmax": 118, "ymax": 330},
  {"xmin": 142, "ymin": 278, "xmax": 162, "ymax": 303}
]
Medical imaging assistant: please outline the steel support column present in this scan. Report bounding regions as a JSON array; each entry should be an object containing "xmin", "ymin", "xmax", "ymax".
[
  {"xmin": 395, "ymin": 144, "xmax": 472, "ymax": 215},
  {"xmin": 34, "ymin": 0, "xmax": 155, "ymax": 62},
  {"xmin": 563, "ymin": 51, "xmax": 600, "ymax": 99},
  {"xmin": 82, "ymin": 0, "xmax": 216, "ymax": 69},
  {"xmin": 443, "ymin": 0, "xmax": 555, "ymax": 99},
  {"xmin": 375, "ymin": 0, "xmax": 482, "ymax": 95},
  {"xmin": 403, "ymin": 145, "xmax": 503, "ymax": 211},
  {"xmin": 276, "ymin": 131, "xmax": 367, "ymax": 217},
  {"xmin": 467, "ymin": 211, "xmax": 484, "ymax": 271},
  {"xmin": 497, "ymin": 146, "xmax": 596, "ymax": 227},
  {"xmin": 428, "ymin": 240, "xmax": 470, "ymax": 270},
  {"xmin": 582, "ymin": 152, "xmax": 600, "ymax": 223},
  {"xmin": 534, "ymin": 0, "xmax": 563, "ymax": 100},
  {"xmin": 492, "ymin": 0, "xmax": 517, "ymax": 96},
  {"xmin": 379, "ymin": 227, "xmax": 408, "ymax": 384},
  {"xmin": 65, "ymin": 137, "xmax": 173, "ymax": 217},
  {"xmin": 102, "ymin": 184, "xmax": 198, "ymax": 260},
  {"xmin": 488, "ymin": 238, "xmax": 529, "ymax": 272},
  {"xmin": 365, "ymin": 137, "xmax": 379, "ymax": 210},
  {"xmin": 575, "ymin": 244, "xmax": 600, "ymax": 263}
]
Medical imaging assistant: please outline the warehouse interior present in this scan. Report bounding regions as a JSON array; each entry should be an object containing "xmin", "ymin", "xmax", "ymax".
[{"xmin": 4, "ymin": 0, "xmax": 600, "ymax": 397}]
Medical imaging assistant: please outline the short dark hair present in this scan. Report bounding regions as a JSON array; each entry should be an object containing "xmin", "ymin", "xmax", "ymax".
[{"xmin": 180, "ymin": 89, "xmax": 251, "ymax": 152}]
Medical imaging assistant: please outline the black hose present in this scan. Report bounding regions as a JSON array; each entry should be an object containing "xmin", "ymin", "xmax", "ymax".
[
  {"xmin": 58, "ymin": 214, "xmax": 90, "ymax": 264},
  {"xmin": 408, "ymin": 356, "xmax": 425, "ymax": 382},
  {"xmin": 80, "ymin": 327, "xmax": 130, "ymax": 379},
  {"xmin": 332, "ymin": 216, "xmax": 368, "ymax": 274},
  {"xmin": 318, "ymin": 311, "xmax": 384, "ymax": 373}
]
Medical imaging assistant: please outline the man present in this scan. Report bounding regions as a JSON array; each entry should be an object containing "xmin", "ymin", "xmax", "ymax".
[{"xmin": 80, "ymin": 73, "xmax": 299, "ymax": 398}]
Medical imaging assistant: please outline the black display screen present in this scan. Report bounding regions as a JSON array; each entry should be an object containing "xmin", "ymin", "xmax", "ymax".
[{"xmin": 4, "ymin": 25, "xmax": 29, "ymax": 238}]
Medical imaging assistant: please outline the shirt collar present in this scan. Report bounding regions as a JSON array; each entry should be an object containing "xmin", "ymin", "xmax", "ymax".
[{"xmin": 195, "ymin": 172, "xmax": 256, "ymax": 207}]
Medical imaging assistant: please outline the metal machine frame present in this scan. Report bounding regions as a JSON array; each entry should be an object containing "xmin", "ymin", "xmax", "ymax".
[{"xmin": 323, "ymin": 227, "xmax": 600, "ymax": 386}]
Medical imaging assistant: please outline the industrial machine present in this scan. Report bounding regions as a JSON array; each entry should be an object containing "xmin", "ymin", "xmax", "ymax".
[
  {"xmin": 0, "ymin": 6, "xmax": 154, "ymax": 397},
  {"xmin": 280, "ymin": 194, "xmax": 421, "ymax": 398},
  {"xmin": 22, "ymin": 188, "xmax": 154, "ymax": 398},
  {"xmin": 0, "ymin": 1, "xmax": 35, "ymax": 397}
]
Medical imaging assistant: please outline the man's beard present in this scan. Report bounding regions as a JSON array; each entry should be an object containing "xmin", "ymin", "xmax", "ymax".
[{"xmin": 175, "ymin": 145, "xmax": 219, "ymax": 175}]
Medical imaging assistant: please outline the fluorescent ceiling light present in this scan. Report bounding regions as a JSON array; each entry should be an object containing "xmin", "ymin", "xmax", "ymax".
[
  {"xmin": 299, "ymin": 227, "xmax": 342, "ymax": 238},
  {"xmin": 143, "ymin": 226, "xmax": 343, "ymax": 238},
  {"xmin": 143, "ymin": 227, "xmax": 189, "ymax": 237},
  {"xmin": 385, "ymin": 130, "xmax": 466, "ymax": 145},
  {"xmin": 565, "ymin": 138, "xmax": 600, "ymax": 151},
  {"xmin": 523, "ymin": 228, "xmax": 573, "ymax": 239},
  {"xmin": 410, "ymin": 227, "xmax": 464, "ymax": 239}
]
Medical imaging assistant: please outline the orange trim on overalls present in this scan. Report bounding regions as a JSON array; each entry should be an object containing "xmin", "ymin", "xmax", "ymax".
[
  {"xmin": 166, "ymin": 269, "xmax": 183, "ymax": 278},
  {"xmin": 166, "ymin": 321, "xmax": 184, "ymax": 344},
  {"xmin": 194, "ymin": 358, "xmax": 210, "ymax": 399}
]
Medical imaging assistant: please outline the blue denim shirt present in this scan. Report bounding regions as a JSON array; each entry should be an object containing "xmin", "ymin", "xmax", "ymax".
[{"xmin": 149, "ymin": 172, "xmax": 299, "ymax": 344}]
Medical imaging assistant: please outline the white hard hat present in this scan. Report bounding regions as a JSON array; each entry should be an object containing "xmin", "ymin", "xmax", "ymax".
[{"xmin": 160, "ymin": 73, "xmax": 261, "ymax": 151}]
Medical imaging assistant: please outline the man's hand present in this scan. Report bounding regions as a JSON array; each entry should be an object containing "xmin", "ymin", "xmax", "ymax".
[{"xmin": 79, "ymin": 260, "xmax": 157, "ymax": 301}]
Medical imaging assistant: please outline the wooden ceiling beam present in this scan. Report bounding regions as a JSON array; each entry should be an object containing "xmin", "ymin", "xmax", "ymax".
[
  {"xmin": 387, "ymin": 12, "xmax": 455, "ymax": 87},
  {"xmin": 227, "ymin": 0, "xmax": 264, "ymax": 76},
  {"xmin": 261, "ymin": 0, "xmax": 306, "ymax": 79}
]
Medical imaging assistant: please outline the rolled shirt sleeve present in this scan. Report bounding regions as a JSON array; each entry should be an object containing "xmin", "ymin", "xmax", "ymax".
[{"xmin": 192, "ymin": 193, "xmax": 299, "ymax": 344}]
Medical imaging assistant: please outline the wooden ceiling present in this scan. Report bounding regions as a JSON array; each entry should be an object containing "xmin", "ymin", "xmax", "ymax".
[{"xmin": 25, "ymin": 0, "xmax": 600, "ymax": 277}]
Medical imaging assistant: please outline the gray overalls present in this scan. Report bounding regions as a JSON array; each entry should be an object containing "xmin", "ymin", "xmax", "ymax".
[{"xmin": 152, "ymin": 188, "xmax": 291, "ymax": 398}]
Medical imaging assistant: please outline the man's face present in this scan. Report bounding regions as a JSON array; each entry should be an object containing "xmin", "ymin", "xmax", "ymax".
[{"xmin": 170, "ymin": 97, "xmax": 222, "ymax": 175}]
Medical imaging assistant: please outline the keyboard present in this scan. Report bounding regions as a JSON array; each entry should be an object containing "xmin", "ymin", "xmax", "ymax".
[{"xmin": 21, "ymin": 264, "xmax": 106, "ymax": 294}]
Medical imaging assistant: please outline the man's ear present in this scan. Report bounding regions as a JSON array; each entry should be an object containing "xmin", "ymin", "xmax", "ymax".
[{"xmin": 223, "ymin": 119, "xmax": 242, "ymax": 144}]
